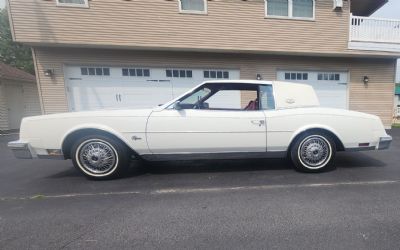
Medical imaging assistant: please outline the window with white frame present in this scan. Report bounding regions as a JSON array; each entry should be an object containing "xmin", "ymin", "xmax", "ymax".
[
  {"xmin": 81, "ymin": 67, "xmax": 110, "ymax": 76},
  {"xmin": 266, "ymin": 0, "xmax": 314, "ymax": 19},
  {"xmin": 317, "ymin": 73, "xmax": 340, "ymax": 81},
  {"xmin": 284, "ymin": 72, "xmax": 308, "ymax": 81},
  {"xmin": 56, "ymin": 0, "xmax": 89, "ymax": 8},
  {"xmin": 179, "ymin": 0, "xmax": 207, "ymax": 13},
  {"xmin": 122, "ymin": 68, "xmax": 150, "ymax": 77}
]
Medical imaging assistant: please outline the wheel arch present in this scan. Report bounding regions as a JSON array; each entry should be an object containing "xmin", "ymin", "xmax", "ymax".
[
  {"xmin": 61, "ymin": 126, "xmax": 139, "ymax": 160},
  {"xmin": 287, "ymin": 125, "xmax": 345, "ymax": 154}
]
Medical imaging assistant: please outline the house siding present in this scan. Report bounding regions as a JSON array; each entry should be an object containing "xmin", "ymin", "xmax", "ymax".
[
  {"xmin": 8, "ymin": 0, "xmax": 358, "ymax": 55},
  {"xmin": 0, "ymin": 79, "xmax": 41, "ymax": 131},
  {"xmin": 0, "ymin": 82, "xmax": 10, "ymax": 131},
  {"xmin": 21, "ymin": 81, "xmax": 42, "ymax": 117},
  {"xmin": 33, "ymin": 47, "xmax": 396, "ymax": 127}
]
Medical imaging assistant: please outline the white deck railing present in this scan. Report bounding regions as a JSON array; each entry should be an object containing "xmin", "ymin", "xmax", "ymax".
[{"xmin": 350, "ymin": 14, "xmax": 400, "ymax": 44}]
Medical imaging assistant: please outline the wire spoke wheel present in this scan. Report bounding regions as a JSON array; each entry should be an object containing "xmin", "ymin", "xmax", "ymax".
[
  {"xmin": 77, "ymin": 139, "xmax": 118, "ymax": 175},
  {"xmin": 298, "ymin": 135, "xmax": 332, "ymax": 169}
]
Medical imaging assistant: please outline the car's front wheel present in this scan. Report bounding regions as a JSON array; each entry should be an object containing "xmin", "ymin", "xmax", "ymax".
[
  {"xmin": 290, "ymin": 132, "xmax": 336, "ymax": 173},
  {"xmin": 71, "ymin": 135, "xmax": 130, "ymax": 180}
]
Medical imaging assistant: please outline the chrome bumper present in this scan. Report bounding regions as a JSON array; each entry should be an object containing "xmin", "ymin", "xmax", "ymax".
[
  {"xmin": 8, "ymin": 140, "xmax": 36, "ymax": 159},
  {"xmin": 377, "ymin": 136, "xmax": 392, "ymax": 150}
]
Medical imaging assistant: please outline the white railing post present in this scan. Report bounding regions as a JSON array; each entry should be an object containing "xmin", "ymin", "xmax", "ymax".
[
  {"xmin": 350, "ymin": 15, "xmax": 400, "ymax": 44},
  {"xmin": 349, "ymin": 13, "xmax": 353, "ymax": 42}
]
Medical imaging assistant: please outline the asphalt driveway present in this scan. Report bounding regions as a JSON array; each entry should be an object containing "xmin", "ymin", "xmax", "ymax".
[{"xmin": 1, "ymin": 130, "xmax": 400, "ymax": 249}]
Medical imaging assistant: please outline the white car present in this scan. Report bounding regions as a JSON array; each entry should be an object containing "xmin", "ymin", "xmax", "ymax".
[{"xmin": 9, "ymin": 80, "xmax": 392, "ymax": 179}]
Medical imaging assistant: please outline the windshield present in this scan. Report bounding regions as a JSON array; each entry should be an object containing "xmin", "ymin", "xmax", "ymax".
[{"xmin": 180, "ymin": 87, "xmax": 212, "ymax": 106}]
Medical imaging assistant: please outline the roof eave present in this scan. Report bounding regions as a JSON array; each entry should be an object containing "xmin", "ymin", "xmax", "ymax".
[{"xmin": 351, "ymin": 0, "xmax": 388, "ymax": 17}]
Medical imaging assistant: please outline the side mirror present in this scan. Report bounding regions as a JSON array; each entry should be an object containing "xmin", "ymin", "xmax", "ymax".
[
  {"xmin": 202, "ymin": 102, "xmax": 209, "ymax": 109},
  {"xmin": 173, "ymin": 101, "xmax": 183, "ymax": 110}
]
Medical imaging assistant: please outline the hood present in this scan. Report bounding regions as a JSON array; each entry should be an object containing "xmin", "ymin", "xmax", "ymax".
[{"xmin": 23, "ymin": 109, "xmax": 154, "ymax": 122}]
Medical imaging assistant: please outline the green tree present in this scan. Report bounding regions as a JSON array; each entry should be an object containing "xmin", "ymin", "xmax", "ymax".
[{"xmin": 0, "ymin": 8, "xmax": 34, "ymax": 74}]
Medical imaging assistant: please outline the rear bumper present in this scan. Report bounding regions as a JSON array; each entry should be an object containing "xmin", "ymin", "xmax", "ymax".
[
  {"xmin": 8, "ymin": 140, "xmax": 36, "ymax": 159},
  {"xmin": 345, "ymin": 136, "xmax": 392, "ymax": 152},
  {"xmin": 377, "ymin": 136, "xmax": 392, "ymax": 150}
]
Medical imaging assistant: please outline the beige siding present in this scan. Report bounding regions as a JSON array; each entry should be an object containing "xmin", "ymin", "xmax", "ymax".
[
  {"xmin": 0, "ymin": 82, "xmax": 10, "ymax": 131},
  {"xmin": 241, "ymin": 91, "xmax": 258, "ymax": 109},
  {"xmin": 0, "ymin": 79, "xmax": 41, "ymax": 131},
  {"xmin": 21, "ymin": 81, "xmax": 42, "ymax": 117},
  {"xmin": 8, "ymin": 0, "xmax": 359, "ymax": 56},
  {"xmin": 33, "ymin": 47, "xmax": 396, "ymax": 127}
]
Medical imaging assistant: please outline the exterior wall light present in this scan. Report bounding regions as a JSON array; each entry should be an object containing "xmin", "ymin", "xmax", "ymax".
[
  {"xmin": 363, "ymin": 76, "xmax": 369, "ymax": 85},
  {"xmin": 256, "ymin": 74, "xmax": 262, "ymax": 80},
  {"xmin": 44, "ymin": 69, "xmax": 54, "ymax": 77},
  {"xmin": 333, "ymin": 0, "xmax": 343, "ymax": 10}
]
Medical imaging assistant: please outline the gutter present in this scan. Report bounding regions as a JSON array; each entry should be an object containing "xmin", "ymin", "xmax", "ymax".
[{"xmin": 6, "ymin": 0, "xmax": 17, "ymax": 42}]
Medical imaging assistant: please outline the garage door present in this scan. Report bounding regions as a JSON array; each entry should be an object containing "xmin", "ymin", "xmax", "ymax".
[
  {"xmin": 65, "ymin": 66, "xmax": 240, "ymax": 111},
  {"xmin": 277, "ymin": 71, "xmax": 348, "ymax": 109}
]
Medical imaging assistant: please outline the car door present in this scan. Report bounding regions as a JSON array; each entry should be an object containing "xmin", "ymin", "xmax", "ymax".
[{"xmin": 146, "ymin": 83, "xmax": 267, "ymax": 155}]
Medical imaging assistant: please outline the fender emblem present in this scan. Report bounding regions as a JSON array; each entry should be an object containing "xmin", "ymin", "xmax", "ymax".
[
  {"xmin": 286, "ymin": 98, "xmax": 295, "ymax": 104},
  {"xmin": 132, "ymin": 136, "xmax": 142, "ymax": 141}
]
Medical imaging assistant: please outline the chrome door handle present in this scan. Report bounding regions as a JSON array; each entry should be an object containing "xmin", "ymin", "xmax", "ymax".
[{"xmin": 251, "ymin": 120, "xmax": 265, "ymax": 126}]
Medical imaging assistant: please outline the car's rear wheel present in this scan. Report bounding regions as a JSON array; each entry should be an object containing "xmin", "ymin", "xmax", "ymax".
[
  {"xmin": 290, "ymin": 132, "xmax": 336, "ymax": 173},
  {"xmin": 71, "ymin": 135, "xmax": 130, "ymax": 180}
]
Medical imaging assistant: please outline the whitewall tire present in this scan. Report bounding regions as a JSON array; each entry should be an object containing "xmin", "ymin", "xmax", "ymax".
[
  {"xmin": 290, "ymin": 133, "xmax": 336, "ymax": 173},
  {"xmin": 71, "ymin": 135, "xmax": 130, "ymax": 179}
]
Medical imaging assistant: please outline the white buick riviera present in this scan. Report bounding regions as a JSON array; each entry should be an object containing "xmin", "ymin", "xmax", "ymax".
[{"xmin": 9, "ymin": 80, "xmax": 392, "ymax": 179}]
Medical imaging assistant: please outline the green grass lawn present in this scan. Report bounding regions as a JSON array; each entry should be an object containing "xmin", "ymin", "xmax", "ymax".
[{"xmin": 392, "ymin": 124, "xmax": 400, "ymax": 129}]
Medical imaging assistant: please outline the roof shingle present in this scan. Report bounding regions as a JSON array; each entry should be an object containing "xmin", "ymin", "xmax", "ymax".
[{"xmin": 0, "ymin": 62, "xmax": 35, "ymax": 82}]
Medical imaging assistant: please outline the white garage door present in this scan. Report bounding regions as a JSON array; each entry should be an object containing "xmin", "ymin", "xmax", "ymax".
[
  {"xmin": 65, "ymin": 66, "xmax": 240, "ymax": 111},
  {"xmin": 277, "ymin": 71, "xmax": 348, "ymax": 109}
]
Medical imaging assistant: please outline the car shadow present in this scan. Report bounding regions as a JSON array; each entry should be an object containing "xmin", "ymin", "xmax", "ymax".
[
  {"xmin": 138, "ymin": 151, "xmax": 386, "ymax": 176},
  {"xmin": 334, "ymin": 152, "xmax": 386, "ymax": 168},
  {"xmin": 47, "ymin": 151, "xmax": 387, "ymax": 179},
  {"xmin": 143, "ymin": 158, "xmax": 293, "ymax": 175}
]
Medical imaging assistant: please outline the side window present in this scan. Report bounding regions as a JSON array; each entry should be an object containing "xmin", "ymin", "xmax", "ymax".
[
  {"xmin": 206, "ymin": 90, "xmax": 243, "ymax": 110},
  {"xmin": 56, "ymin": 0, "xmax": 89, "ymax": 7},
  {"xmin": 175, "ymin": 83, "xmax": 260, "ymax": 111},
  {"xmin": 179, "ymin": 0, "xmax": 207, "ymax": 14},
  {"xmin": 259, "ymin": 85, "xmax": 275, "ymax": 110},
  {"xmin": 266, "ymin": 0, "xmax": 314, "ymax": 19},
  {"xmin": 267, "ymin": 0, "xmax": 289, "ymax": 17}
]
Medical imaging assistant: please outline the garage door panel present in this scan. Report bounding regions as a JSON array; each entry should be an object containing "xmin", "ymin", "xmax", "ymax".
[
  {"xmin": 277, "ymin": 71, "xmax": 348, "ymax": 109},
  {"xmin": 65, "ymin": 66, "xmax": 240, "ymax": 111},
  {"xmin": 68, "ymin": 80, "xmax": 121, "ymax": 111}
]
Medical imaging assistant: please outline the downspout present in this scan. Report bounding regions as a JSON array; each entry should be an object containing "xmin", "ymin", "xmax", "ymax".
[{"xmin": 31, "ymin": 48, "xmax": 46, "ymax": 115}]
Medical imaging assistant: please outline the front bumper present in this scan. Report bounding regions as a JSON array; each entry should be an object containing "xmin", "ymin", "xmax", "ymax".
[
  {"xmin": 377, "ymin": 136, "xmax": 392, "ymax": 150},
  {"xmin": 8, "ymin": 140, "xmax": 36, "ymax": 159},
  {"xmin": 8, "ymin": 140, "xmax": 65, "ymax": 160}
]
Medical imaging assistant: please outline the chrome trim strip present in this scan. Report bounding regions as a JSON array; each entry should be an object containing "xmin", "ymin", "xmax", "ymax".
[
  {"xmin": 345, "ymin": 146, "xmax": 376, "ymax": 152},
  {"xmin": 141, "ymin": 151, "xmax": 287, "ymax": 161},
  {"xmin": 37, "ymin": 155, "xmax": 66, "ymax": 160}
]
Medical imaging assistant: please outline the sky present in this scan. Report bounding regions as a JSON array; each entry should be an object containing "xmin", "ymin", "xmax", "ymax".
[
  {"xmin": 0, "ymin": 0, "xmax": 399, "ymax": 81},
  {"xmin": 372, "ymin": 0, "xmax": 400, "ymax": 19}
]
